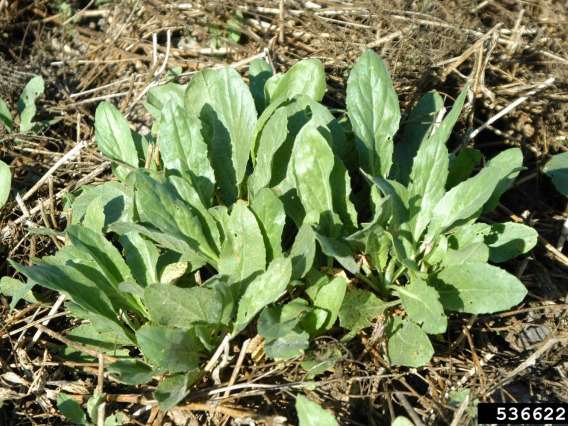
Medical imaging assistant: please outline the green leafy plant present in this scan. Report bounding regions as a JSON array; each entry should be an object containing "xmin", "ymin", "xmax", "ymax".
[
  {"xmin": 10, "ymin": 50, "xmax": 536, "ymax": 410},
  {"xmin": 0, "ymin": 75, "xmax": 58, "ymax": 134},
  {"xmin": 0, "ymin": 159, "xmax": 10, "ymax": 209},
  {"xmin": 543, "ymin": 151, "xmax": 568, "ymax": 197}
]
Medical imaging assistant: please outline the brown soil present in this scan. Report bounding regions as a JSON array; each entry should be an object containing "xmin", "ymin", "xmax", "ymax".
[{"xmin": 1, "ymin": 1, "xmax": 567, "ymax": 424}]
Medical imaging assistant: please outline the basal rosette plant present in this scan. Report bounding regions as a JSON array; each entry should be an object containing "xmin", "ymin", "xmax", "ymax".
[{"xmin": 8, "ymin": 50, "xmax": 537, "ymax": 410}]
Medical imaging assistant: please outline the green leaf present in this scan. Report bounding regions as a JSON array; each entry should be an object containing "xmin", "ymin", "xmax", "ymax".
[
  {"xmin": 300, "ymin": 348, "xmax": 343, "ymax": 380},
  {"xmin": 57, "ymin": 393, "xmax": 88, "ymax": 425},
  {"xmin": 338, "ymin": 289, "xmax": 385, "ymax": 339},
  {"xmin": 227, "ymin": 11, "xmax": 244, "ymax": 42},
  {"xmin": 0, "ymin": 160, "xmax": 11, "ymax": 208},
  {"xmin": 86, "ymin": 390, "xmax": 106, "ymax": 425},
  {"xmin": 136, "ymin": 325, "xmax": 201, "ymax": 373},
  {"xmin": 18, "ymin": 75, "xmax": 44, "ymax": 132},
  {"xmin": 144, "ymin": 284, "xmax": 220, "ymax": 327},
  {"xmin": 429, "ymin": 166, "xmax": 501, "ymax": 235},
  {"xmin": 119, "ymin": 232, "xmax": 159, "ymax": 287},
  {"xmin": 291, "ymin": 124, "xmax": 337, "ymax": 230},
  {"xmin": 392, "ymin": 416, "xmax": 415, "ymax": 426},
  {"xmin": 183, "ymin": 68, "xmax": 218, "ymax": 120},
  {"xmin": 66, "ymin": 225, "xmax": 132, "ymax": 288},
  {"xmin": 440, "ymin": 242, "xmax": 489, "ymax": 268},
  {"xmin": 394, "ymin": 91, "xmax": 444, "ymax": 185},
  {"xmin": 258, "ymin": 299, "xmax": 310, "ymax": 359},
  {"xmin": 250, "ymin": 188, "xmax": 285, "ymax": 261},
  {"xmin": 398, "ymin": 279, "xmax": 447, "ymax": 334},
  {"xmin": 263, "ymin": 73, "xmax": 284, "ymax": 105},
  {"xmin": 108, "ymin": 359, "xmax": 157, "ymax": 385},
  {"xmin": 95, "ymin": 102, "xmax": 139, "ymax": 181},
  {"xmin": 544, "ymin": 151, "xmax": 568, "ymax": 197},
  {"xmin": 249, "ymin": 59, "xmax": 273, "ymax": 113},
  {"xmin": 233, "ymin": 257, "xmax": 292, "ymax": 335},
  {"xmin": 408, "ymin": 85, "xmax": 469, "ymax": 239},
  {"xmin": 446, "ymin": 148, "xmax": 482, "ymax": 190},
  {"xmin": 484, "ymin": 222, "xmax": 538, "ymax": 263},
  {"xmin": 249, "ymin": 106, "xmax": 288, "ymax": 195},
  {"xmin": 432, "ymin": 263, "xmax": 528, "ymax": 313},
  {"xmin": 144, "ymin": 82, "xmax": 186, "ymax": 121},
  {"xmin": 386, "ymin": 318, "xmax": 434, "ymax": 367},
  {"xmin": 447, "ymin": 223, "xmax": 491, "ymax": 249},
  {"xmin": 133, "ymin": 170, "xmax": 218, "ymax": 266},
  {"xmin": 66, "ymin": 323, "xmax": 130, "ymax": 357},
  {"xmin": 0, "ymin": 97, "xmax": 12, "ymax": 133},
  {"xmin": 219, "ymin": 201, "xmax": 266, "ymax": 286},
  {"xmin": 304, "ymin": 275, "xmax": 347, "ymax": 334},
  {"xmin": 159, "ymin": 103, "xmax": 215, "ymax": 208},
  {"xmin": 210, "ymin": 66, "xmax": 257, "ymax": 204},
  {"xmin": 153, "ymin": 370, "xmax": 200, "ymax": 411},
  {"xmin": 346, "ymin": 50, "xmax": 400, "ymax": 177},
  {"xmin": 289, "ymin": 223, "xmax": 316, "ymax": 280},
  {"xmin": 271, "ymin": 59, "xmax": 326, "ymax": 103},
  {"xmin": 482, "ymin": 148, "xmax": 524, "ymax": 213},
  {"xmin": 296, "ymin": 394, "xmax": 339, "ymax": 426},
  {"xmin": 70, "ymin": 181, "xmax": 133, "ymax": 230},
  {"xmin": 82, "ymin": 196, "xmax": 105, "ymax": 233},
  {"xmin": 315, "ymin": 232, "xmax": 359, "ymax": 274},
  {"xmin": 1, "ymin": 277, "xmax": 41, "ymax": 311}
]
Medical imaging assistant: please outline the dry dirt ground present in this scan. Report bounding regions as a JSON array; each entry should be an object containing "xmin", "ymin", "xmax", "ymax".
[{"xmin": 1, "ymin": 1, "xmax": 568, "ymax": 425}]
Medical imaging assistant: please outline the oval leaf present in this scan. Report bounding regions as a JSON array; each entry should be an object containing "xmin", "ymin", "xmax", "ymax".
[{"xmin": 271, "ymin": 58, "xmax": 326, "ymax": 102}]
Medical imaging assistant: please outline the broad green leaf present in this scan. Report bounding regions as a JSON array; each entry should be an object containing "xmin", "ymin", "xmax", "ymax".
[
  {"xmin": 315, "ymin": 232, "xmax": 359, "ymax": 274},
  {"xmin": 227, "ymin": 11, "xmax": 244, "ymax": 42},
  {"xmin": 264, "ymin": 73, "xmax": 284, "ymax": 104},
  {"xmin": 338, "ymin": 289, "xmax": 385, "ymax": 339},
  {"xmin": 330, "ymin": 158, "xmax": 358, "ymax": 234},
  {"xmin": 153, "ymin": 370, "xmax": 200, "ymax": 411},
  {"xmin": 159, "ymin": 103, "xmax": 215, "ymax": 207},
  {"xmin": 394, "ymin": 91, "xmax": 444, "ymax": 185},
  {"xmin": 95, "ymin": 102, "xmax": 139, "ymax": 181},
  {"xmin": 137, "ymin": 325, "xmax": 201, "ymax": 373},
  {"xmin": 133, "ymin": 170, "xmax": 218, "ymax": 266},
  {"xmin": 447, "ymin": 223, "xmax": 491, "ymax": 249},
  {"xmin": 484, "ymin": 222, "xmax": 538, "ymax": 263},
  {"xmin": 544, "ymin": 151, "xmax": 568, "ymax": 197},
  {"xmin": 66, "ymin": 225, "xmax": 132, "ymax": 288},
  {"xmin": 219, "ymin": 201, "xmax": 266, "ymax": 285},
  {"xmin": 18, "ymin": 75, "xmax": 44, "ymax": 132},
  {"xmin": 209, "ymin": 205, "xmax": 230, "ymax": 243},
  {"xmin": 70, "ymin": 181, "xmax": 134, "ymax": 230},
  {"xmin": 144, "ymin": 284, "xmax": 220, "ymax": 327},
  {"xmin": 346, "ymin": 50, "xmax": 400, "ymax": 177},
  {"xmin": 429, "ymin": 166, "xmax": 501, "ymax": 235},
  {"xmin": 82, "ymin": 196, "xmax": 104, "ymax": 233},
  {"xmin": 210, "ymin": 66, "xmax": 257, "ymax": 204},
  {"xmin": 202, "ymin": 274, "xmax": 238, "ymax": 327},
  {"xmin": 183, "ymin": 68, "xmax": 218, "ymax": 121},
  {"xmin": 66, "ymin": 323, "xmax": 130, "ymax": 357},
  {"xmin": 363, "ymin": 174, "xmax": 410, "ymax": 227},
  {"xmin": 408, "ymin": 85, "xmax": 469, "ymax": 239},
  {"xmin": 446, "ymin": 148, "xmax": 482, "ymax": 190},
  {"xmin": 482, "ymin": 148, "xmax": 524, "ymax": 213},
  {"xmin": 251, "ymin": 97, "xmax": 288, "ymax": 163},
  {"xmin": 249, "ymin": 106, "xmax": 288, "ymax": 195},
  {"xmin": 144, "ymin": 82, "xmax": 186, "ymax": 121},
  {"xmin": 250, "ymin": 188, "xmax": 285, "ymax": 261},
  {"xmin": 57, "ymin": 393, "xmax": 88, "ymax": 425},
  {"xmin": 258, "ymin": 299, "xmax": 310, "ymax": 359},
  {"xmin": 386, "ymin": 318, "xmax": 434, "ymax": 367},
  {"xmin": 440, "ymin": 242, "xmax": 489, "ymax": 268},
  {"xmin": 296, "ymin": 394, "xmax": 339, "ymax": 426},
  {"xmin": 119, "ymin": 232, "xmax": 159, "ymax": 287},
  {"xmin": 0, "ymin": 97, "xmax": 12, "ymax": 133},
  {"xmin": 108, "ymin": 359, "xmax": 157, "ymax": 385},
  {"xmin": 432, "ymin": 263, "xmax": 528, "ymax": 313},
  {"xmin": 249, "ymin": 59, "xmax": 272, "ymax": 113},
  {"xmin": 233, "ymin": 257, "xmax": 292, "ymax": 335},
  {"xmin": 304, "ymin": 275, "xmax": 346, "ymax": 334},
  {"xmin": 291, "ymin": 124, "xmax": 337, "ymax": 230},
  {"xmin": 1, "ymin": 276, "xmax": 41, "ymax": 311},
  {"xmin": 392, "ymin": 417, "xmax": 415, "ymax": 426},
  {"xmin": 0, "ymin": 160, "xmax": 11, "ymax": 208},
  {"xmin": 9, "ymin": 260, "xmax": 133, "ymax": 342},
  {"xmin": 289, "ymin": 223, "xmax": 316, "ymax": 279},
  {"xmin": 271, "ymin": 58, "xmax": 326, "ymax": 102},
  {"xmin": 423, "ymin": 234, "xmax": 448, "ymax": 266},
  {"xmin": 398, "ymin": 279, "xmax": 447, "ymax": 334}
]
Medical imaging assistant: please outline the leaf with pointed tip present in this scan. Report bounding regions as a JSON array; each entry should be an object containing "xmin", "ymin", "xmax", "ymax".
[
  {"xmin": 119, "ymin": 232, "xmax": 159, "ymax": 288},
  {"xmin": 18, "ymin": 75, "xmax": 44, "ymax": 132},
  {"xmin": 233, "ymin": 257, "xmax": 292, "ymax": 335},
  {"xmin": 482, "ymin": 148, "xmax": 524, "ymax": 213},
  {"xmin": 95, "ymin": 102, "xmax": 139, "ymax": 181},
  {"xmin": 289, "ymin": 223, "xmax": 316, "ymax": 280},
  {"xmin": 346, "ymin": 50, "xmax": 400, "ymax": 177},
  {"xmin": 250, "ymin": 188, "xmax": 285, "ymax": 261}
]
